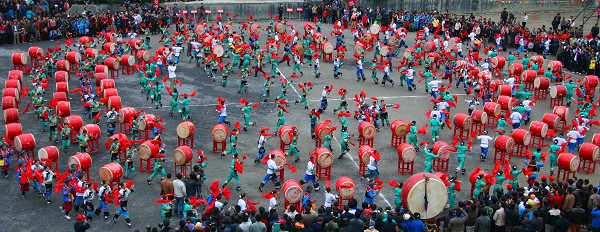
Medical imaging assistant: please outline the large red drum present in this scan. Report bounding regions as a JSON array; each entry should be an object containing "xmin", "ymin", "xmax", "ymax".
[
  {"xmin": 95, "ymin": 73, "xmax": 108, "ymax": 87},
  {"xmin": 68, "ymin": 153, "xmax": 92, "ymax": 170},
  {"xmin": 390, "ymin": 120, "xmax": 409, "ymax": 138},
  {"xmin": 176, "ymin": 121, "xmax": 195, "ymax": 138},
  {"xmin": 38, "ymin": 146, "xmax": 59, "ymax": 164},
  {"xmin": 194, "ymin": 24, "xmax": 206, "ymax": 35},
  {"xmin": 53, "ymin": 92, "xmax": 67, "ymax": 101},
  {"xmin": 5, "ymin": 79, "xmax": 21, "ymax": 91},
  {"xmin": 354, "ymin": 42, "xmax": 365, "ymax": 54},
  {"xmin": 553, "ymin": 106, "xmax": 569, "ymax": 121},
  {"xmin": 11, "ymin": 53, "xmax": 28, "ymax": 65},
  {"xmin": 28, "ymin": 46, "xmax": 44, "ymax": 59},
  {"xmin": 508, "ymin": 63, "xmax": 523, "ymax": 76},
  {"xmin": 315, "ymin": 121, "xmax": 332, "ymax": 140},
  {"xmin": 120, "ymin": 55, "xmax": 135, "ymax": 66},
  {"xmin": 403, "ymin": 48, "xmax": 415, "ymax": 59},
  {"xmin": 323, "ymin": 42, "xmax": 334, "ymax": 54},
  {"xmin": 103, "ymin": 42, "xmax": 116, "ymax": 53},
  {"xmin": 118, "ymin": 107, "xmax": 137, "ymax": 124},
  {"xmin": 542, "ymin": 113, "xmax": 560, "ymax": 129},
  {"xmin": 66, "ymin": 52, "xmax": 81, "ymax": 64},
  {"xmin": 2, "ymin": 88, "xmax": 19, "ymax": 102},
  {"xmin": 14, "ymin": 133, "xmax": 35, "ymax": 151},
  {"xmin": 95, "ymin": 65, "xmax": 108, "ymax": 74},
  {"xmin": 278, "ymin": 125, "xmax": 294, "ymax": 145},
  {"xmin": 471, "ymin": 110, "xmax": 488, "ymax": 124},
  {"xmin": 477, "ymin": 70, "xmax": 492, "ymax": 83},
  {"xmin": 55, "ymin": 71, "xmax": 69, "ymax": 82},
  {"xmin": 100, "ymin": 79, "xmax": 115, "ymax": 92},
  {"xmin": 534, "ymin": 77, "xmax": 550, "ymax": 90},
  {"xmin": 224, "ymin": 24, "xmax": 234, "ymax": 34},
  {"xmin": 79, "ymin": 36, "xmax": 94, "ymax": 47},
  {"xmin": 128, "ymin": 39, "xmax": 142, "ymax": 50},
  {"xmin": 585, "ymin": 75, "xmax": 599, "ymax": 89},
  {"xmin": 401, "ymin": 172, "xmax": 448, "ymax": 220},
  {"xmin": 470, "ymin": 67, "xmax": 481, "ymax": 78},
  {"xmin": 56, "ymin": 60, "xmax": 70, "ymax": 71},
  {"xmin": 2, "ymin": 96, "xmax": 16, "ymax": 110},
  {"xmin": 211, "ymin": 124, "xmax": 228, "ymax": 142},
  {"xmin": 282, "ymin": 180, "xmax": 304, "ymax": 203},
  {"xmin": 454, "ymin": 60, "xmax": 468, "ymax": 71},
  {"xmin": 104, "ymin": 57, "xmax": 120, "ymax": 70},
  {"xmin": 550, "ymin": 86, "xmax": 567, "ymax": 98},
  {"xmin": 427, "ymin": 52, "xmax": 440, "ymax": 62},
  {"xmin": 55, "ymin": 82, "xmax": 69, "ymax": 95},
  {"xmin": 104, "ymin": 33, "xmax": 117, "ymax": 43},
  {"xmin": 494, "ymin": 135, "xmax": 515, "ymax": 152},
  {"xmin": 521, "ymin": 70, "xmax": 537, "ymax": 83},
  {"xmin": 107, "ymin": 96, "xmax": 122, "ymax": 110},
  {"xmin": 268, "ymin": 149, "xmax": 287, "ymax": 166},
  {"xmin": 453, "ymin": 113, "xmax": 472, "ymax": 129},
  {"xmin": 512, "ymin": 128, "xmax": 531, "ymax": 146},
  {"xmin": 358, "ymin": 121, "xmax": 376, "ymax": 139},
  {"xmin": 397, "ymin": 143, "xmax": 416, "ymax": 162},
  {"xmin": 358, "ymin": 145, "xmax": 374, "ymax": 164},
  {"xmin": 433, "ymin": 141, "xmax": 452, "ymax": 161},
  {"xmin": 8, "ymin": 70, "xmax": 23, "ymax": 82},
  {"xmin": 470, "ymin": 169, "xmax": 489, "ymax": 184},
  {"xmin": 422, "ymin": 41, "xmax": 436, "ymax": 52},
  {"xmin": 530, "ymin": 55, "xmax": 544, "ymax": 67},
  {"xmin": 335, "ymin": 176, "xmax": 356, "ymax": 199},
  {"xmin": 4, "ymin": 123, "xmax": 22, "ymax": 140},
  {"xmin": 3, "ymin": 108, "xmax": 19, "ymax": 123},
  {"xmin": 490, "ymin": 56, "xmax": 506, "ymax": 69},
  {"xmin": 529, "ymin": 121, "xmax": 548, "ymax": 137},
  {"xmin": 497, "ymin": 96, "xmax": 513, "ymax": 111},
  {"xmin": 579, "ymin": 143, "xmax": 599, "ymax": 161},
  {"xmin": 498, "ymin": 85, "xmax": 513, "ymax": 96},
  {"xmin": 547, "ymin": 60, "xmax": 562, "ymax": 72},
  {"xmin": 593, "ymin": 134, "xmax": 600, "ymax": 147},
  {"xmin": 136, "ymin": 50, "xmax": 150, "ymax": 62},
  {"xmin": 484, "ymin": 102, "xmax": 501, "ymax": 117},
  {"xmin": 313, "ymin": 32, "xmax": 325, "ymax": 43},
  {"xmin": 172, "ymin": 146, "xmax": 194, "ymax": 165},
  {"xmin": 99, "ymin": 162, "xmax": 123, "ymax": 183},
  {"xmin": 64, "ymin": 115, "xmax": 83, "ymax": 132},
  {"xmin": 139, "ymin": 140, "xmax": 160, "ymax": 160},
  {"xmin": 315, "ymin": 147, "xmax": 334, "ymax": 168},
  {"xmin": 85, "ymin": 48, "xmax": 98, "ymax": 58},
  {"xmin": 103, "ymin": 88, "xmax": 118, "ymax": 98},
  {"xmin": 80, "ymin": 124, "xmax": 101, "ymax": 139},
  {"xmin": 56, "ymin": 101, "xmax": 70, "ymax": 117},
  {"xmin": 558, "ymin": 153, "xmax": 579, "ymax": 172}
]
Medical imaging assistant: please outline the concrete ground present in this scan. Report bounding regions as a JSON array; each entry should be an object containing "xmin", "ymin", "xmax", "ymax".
[{"xmin": 0, "ymin": 6, "xmax": 596, "ymax": 231}]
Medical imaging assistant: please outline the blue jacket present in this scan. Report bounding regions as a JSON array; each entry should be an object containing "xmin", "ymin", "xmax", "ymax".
[{"xmin": 592, "ymin": 208, "xmax": 600, "ymax": 228}]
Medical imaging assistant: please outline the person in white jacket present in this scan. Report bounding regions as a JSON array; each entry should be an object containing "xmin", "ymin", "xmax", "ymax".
[
  {"xmin": 167, "ymin": 62, "xmax": 177, "ymax": 89},
  {"xmin": 477, "ymin": 131, "xmax": 494, "ymax": 162}
]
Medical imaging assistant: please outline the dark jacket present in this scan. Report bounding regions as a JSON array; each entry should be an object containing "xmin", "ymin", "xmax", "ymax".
[
  {"xmin": 74, "ymin": 221, "xmax": 90, "ymax": 232},
  {"xmin": 474, "ymin": 216, "xmax": 491, "ymax": 232}
]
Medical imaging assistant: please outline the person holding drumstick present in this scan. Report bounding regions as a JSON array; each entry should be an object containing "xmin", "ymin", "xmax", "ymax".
[{"xmin": 423, "ymin": 145, "xmax": 439, "ymax": 173}]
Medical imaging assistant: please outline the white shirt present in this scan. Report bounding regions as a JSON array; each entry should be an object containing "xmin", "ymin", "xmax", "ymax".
[
  {"xmin": 554, "ymin": 137, "xmax": 567, "ymax": 146},
  {"xmin": 522, "ymin": 15, "xmax": 528, "ymax": 23},
  {"xmin": 357, "ymin": 59, "xmax": 363, "ymax": 69},
  {"xmin": 481, "ymin": 62, "xmax": 489, "ymax": 71},
  {"xmin": 510, "ymin": 112, "xmax": 523, "ymax": 123},
  {"xmin": 367, "ymin": 156, "xmax": 377, "ymax": 170},
  {"xmin": 324, "ymin": 192, "xmax": 338, "ymax": 208},
  {"xmin": 258, "ymin": 135, "xmax": 266, "ymax": 149},
  {"xmin": 428, "ymin": 80, "xmax": 443, "ymax": 90},
  {"xmin": 214, "ymin": 201, "xmax": 224, "ymax": 210},
  {"xmin": 577, "ymin": 125, "xmax": 588, "ymax": 138},
  {"xmin": 237, "ymin": 198, "xmax": 248, "ymax": 211},
  {"xmin": 430, "ymin": 110, "xmax": 442, "ymax": 119},
  {"xmin": 504, "ymin": 77, "xmax": 516, "ymax": 87},
  {"xmin": 406, "ymin": 69, "xmax": 414, "ymax": 79},
  {"xmin": 522, "ymin": 100, "xmax": 533, "ymax": 110},
  {"xmin": 219, "ymin": 105, "xmax": 227, "ymax": 117},
  {"xmin": 266, "ymin": 159, "xmax": 279, "ymax": 174},
  {"xmin": 468, "ymin": 32, "xmax": 477, "ymax": 41},
  {"xmin": 477, "ymin": 135, "xmax": 493, "ymax": 148},
  {"xmin": 168, "ymin": 65, "xmax": 177, "ymax": 78},
  {"xmin": 437, "ymin": 101, "xmax": 449, "ymax": 111},
  {"xmin": 321, "ymin": 90, "xmax": 328, "ymax": 100},
  {"xmin": 269, "ymin": 197, "xmax": 278, "ymax": 211},
  {"xmin": 306, "ymin": 160, "xmax": 316, "ymax": 175},
  {"xmin": 567, "ymin": 130, "xmax": 580, "ymax": 143},
  {"xmin": 83, "ymin": 189, "xmax": 95, "ymax": 203},
  {"xmin": 42, "ymin": 170, "xmax": 54, "ymax": 184},
  {"xmin": 190, "ymin": 42, "xmax": 201, "ymax": 50},
  {"xmin": 172, "ymin": 46, "xmax": 183, "ymax": 56}
]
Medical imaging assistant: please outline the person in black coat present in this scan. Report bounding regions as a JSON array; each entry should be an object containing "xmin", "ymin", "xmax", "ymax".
[{"xmin": 74, "ymin": 215, "xmax": 91, "ymax": 232}]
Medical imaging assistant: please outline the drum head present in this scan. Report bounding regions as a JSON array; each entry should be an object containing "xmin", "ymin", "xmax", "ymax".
[
  {"xmin": 405, "ymin": 177, "xmax": 448, "ymax": 219},
  {"xmin": 317, "ymin": 152, "xmax": 333, "ymax": 168},
  {"xmin": 212, "ymin": 128, "xmax": 227, "ymax": 142}
]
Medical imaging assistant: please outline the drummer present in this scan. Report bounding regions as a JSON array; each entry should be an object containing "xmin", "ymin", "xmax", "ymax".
[
  {"xmin": 258, "ymin": 153, "xmax": 282, "ymax": 192},
  {"xmin": 477, "ymin": 131, "xmax": 494, "ymax": 162},
  {"xmin": 299, "ymin": 155, "xmax": 320, "ymax": 191}
]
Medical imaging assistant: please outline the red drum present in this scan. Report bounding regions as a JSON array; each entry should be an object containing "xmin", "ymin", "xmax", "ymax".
[
  {"xmin": 56, "ymin": 60, "xmax": 70, "ymax": 71},
  {"xmin": 490, "ymin": 80, "xmax": 503, "ymax": 93},
  {"xmin": 128, "ymin": 39, "xmax": 142, "ymax": 50},
  {"xmin": 585, "ymin": 75, "xmax": 599, "ymax": 89},
  {"xmin": 490, "ymin": 56, "xmax": 506, "ymax": 69},
  {"xmin": 358, "ymin": 145, "xmax": 374, "ymax": 164},
  {"xmin": 508, "ymin": 63, "xmax": 523, "ymax": 76},
  {"xmin": 3, "ymin": 108, "xmax": 19, "ymax": 123},
  {"xmin": 224, "ymin": 24, "xmax": 234, "ymax": 34},
  {"xmin": 470, "ymin": 67, "xmax": 480, "ymax": 78},
  {"xmin": 107, "ymin": 96, "xmax": 122, "ymax": 110},
  {"xmin": 315, "ymin": 121, "xmax": 332, "ymax": 140},
  {"xmin": 4, "ymin": 123, "xmax": 22, "ymax": 140},
  {"xmin": 453, "ymin": 113, "xmax": 472, "ymax": 129},
  {"xmin": 211, "ymin": 124, "xmax": 228, "ymax": 142},
  {"xmin": 427, "ymin": 52, "xmax": 440, "ymax": 62},
  {"xmin": 38, "ymin": 146, "xmax": 59, "ymax": 163},
  {"xmin": 11, "ymin": 53, "xmax": 28, "ymax": 65},
  {"xmin": 494, "ymin": 135, "xmax": 515, "ymax": 152},
  {"xmin": 335, "ymin": 176, "xmax": 356, "ymax": 199},
  {"xmin": 449, "ymin": 37, "xmax": 461, "ymax": 46},
  {"xmin": 2, "ymin": 88, "xmax": 19, "ymax": 102},
  {"xmin": 323, "ymin": 42, "xmax": 334, "ymax": 54},
  {"xmin": 85, "ymin": 48, "xmax": 98, "ymax": 58},
  {"xmin": 177, "ymin": 121, "xmax": 195, "ymax": 138},
  {"xmin": 278, "ymin": 125, "xmax": 294, "ymax": 145},
  {"xmin": 484, "ymin": 102, "xmax": 501, "ymax": 117},
  {"xmin": 66, "ymin": 52, "xmax": 81, "ymax": 64},
  {"xmin": 512, "ymin": 128, "xmax": 531, "ymax": 146},
  {"xmin": 268, "ymin": 149, "xmax": 287, "ymax": 166},
  {"xmin": 79, "ymin": 36, "xmax": 94, "ymax": 47},
  {"xmin": 136, "ymin": 50, "xmax": 150, "ymax": 62},
  {"xmin": 95, "ymin": 65, "xmax": 108, "ymax": 74},
  {"xmin": 354, "ymin": 42, "xmax": 365, "ymax": 54},
  {"xmin": 80, "ymin": 124, "xmax": 101, "ymax": 139},
  {"xmin": 139, "ymin": 140, "xmax": 160, "ymax": 160},
  {"xmin": 55, "ymin": 82, "xmax": 69, "ymax": 94},
  {"xmin": 530, "ymin": 55, "xmax": 544, "ymax": 67},
  {"xmin": 104, "ymin": 57, "xmax": 120, "ymax": 70},
  {"xmin": 433, "ymin": 141, "xmax": 452, "ymax": 161},
  {"xmin": 529, "ymin": 121, "xmax": 548, "ymax": 137},
  {"xmin": 470, "ymin": 169, "xmax": 489, "ymax": 184},
  {"xmin": 104, "ymin": 33, "xmax": 117, "ymax": 43},
  {"xmin": 579, "ymin": 143, "xmax": 599, "ymax": 161},
  {"xmin": 14, "ymin": 133, "xmax": 35, "ymax": 151},
  {"xmin": 403, "ymin": 48, "xmax": 415, "ymax": 59},
  {"xmin": 120, "ymin": 55, "xmax": 135, "ymax": 66},
  {"xmin": 369, "ymin": 24, "xmax": 381, "ymax": 34},
  {"xmin": 315, "ymin": 147, "xmax": 334, "ymax": 168},
  {"xmin": 380, "ymin": 46, "xmax": 391, "ymax": 56},
  {"xmin": 498, "ymin": 85, "xmax": 513, "ymax": 96},
  {"xmin": 471, "ymin": 110, "xmax": 488, "ymax": 124},
  {"xmin": 103, "ymin": 42, "xmax": 116, "ymax": 53},
  {"xmin": 497, "ymin": 96, "xmax": 513, "ymax": 111},
  {"xmin": 313, "ymin": 32, "xmax": 325, "ymax": 43},
  {"xmin": 390, "ymin": 120, "xmax": 409, "ymax": 138},
  {"xmin": 454, "ymin": 60, "xmax": 468, "ymax": 71},
  {"xmin": 550, "ymin": 86, "xmax": 567, "ymax": 98},
  {"xmin": 422, "ymin": 41, "xmax": 436, "ymax": 52},
  {"xmin": 28, "ymin": 46, "xmax": 44, "ymax": 59},
  {"xmin": 56, "ymin": 101, "xmax": 70, "ymax": 117},
  {"xmin": 103, "ymin": 88, "xmax": 118, "ymax": 98},
  {"xmin": 8, "ymin": 70, "xmax": 23, "ymax": 82},
  {"xmin": 2, "ymin": 96, "xmax": 16, "ymax": 110},
  {"xmin": 68, "ymin": 153, "xmax": 92, "ymax": 170},
  {"xmin": 401, "ymin": 172, "xmax": 448, "ymax": 220},
  {"xmin": 478, "ymin": 70, "xmax": 492, "ymax": 83},
  {"xmin": 520, "ymin": 70, "xmax": 537, "ymax": 83},
  {"xmin": 547, "ymin": 60, "xmax": 563, "ymax": 72},
  {"xmin": 55, "ymin": 71, "xmax": 69, "ymax": 82},
  {"xmin": 172, "ymin": 146, "xmax": 194, "ymax": 165},
  {"xmin": 358, "ymin": 121, "xmax": 377, "ymax": 139},
  {"xmin": 64, "ymin": 115, "xmax": 83, "ymax": 132},
  {"xmin": 282, "ymin": 180, "xmax": 304, "ymax": 203},
  {"xmin": 95, "ymin": 73, "xmax": 108, "ymax": 87},
  {"xmin": 118, "ymin": 107, "xmax": 137, "ymax": 124},
  {"xmin": 534, "ymin": 77, "xmax": 550, "ymax": 90},
  {"xmin": 542, "ymin": 113, "xmax": 560, "ymax": 129},
  {"xmin": 99, "ymin": 162, "xmax": 123, "ymax": 183},
  {"xmin": 397, "ymin": 143, "xmax": 416, "ymax": 162},
  {"xmin": 553, "ymin": 106, "xmax": 569, "ymax": 121},
  {"xmin": 294, "ymin": 44, "xmax": 305, "ymax": 55},
  {"xmin": 4, "ymin": 80, "xmax": 21, "ymax": 92},
  {"xmin": 593, "ymin": 134, "xmax": 600, "ymax": 147},
  {"xmin": 106, "ymin": 134, "xmax": 128, "ymax": 148},
  {"xmin": 557, "ymin": 153, "xmax": 579, "ymax": 172},
  {"xmin": 53, "ymin": 92, "xmax": 67, "ymax": 102},
  {"xmin": 194, "ymin": 24, "xmax": 206, "ymax": 35}
]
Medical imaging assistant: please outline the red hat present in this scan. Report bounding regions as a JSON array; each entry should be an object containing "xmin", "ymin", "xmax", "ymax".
[
  {"xmin": 77, "ymin": 214, "xmax": 86, "ymax": 221},
  {"xmin": 549, "ymin": 176, "xmax": 555, "ymax": 181}
]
